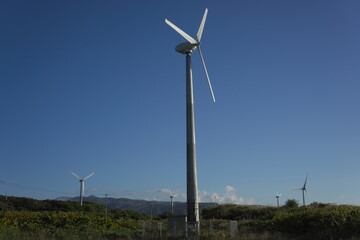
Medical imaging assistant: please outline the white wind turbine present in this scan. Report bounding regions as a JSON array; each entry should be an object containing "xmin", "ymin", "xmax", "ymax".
[
  {"xmin": 169, "ymin": 191, "xmax": 177, "ymax": 214},
  {"xmin": 71, "ymin": 172, "xmax": 94, "ymax": 206},
  {"xmin": 165, "ymin": 8, "xmax": 215, "ymax": 232},
  {"xmin": 275, "ymin": 193, "xmax": 281, "ymax": 207}
]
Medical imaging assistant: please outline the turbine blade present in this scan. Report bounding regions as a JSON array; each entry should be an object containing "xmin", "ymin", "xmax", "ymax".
[
  {"xmin": 83, "ymin": 173, "xmax": 94, "ymax": 180},
  {"xmin": 198, "ymin": 46, "xmax": 216, "ymax": 102},
  {"xmin": 165, "ymin": 19, "xmax": 197, "ymax": 44},
  {"xmin": 305, "ymin": 190, "xmax": 315, "ymax": 204},
  {"xmin": 71, "ymin": 172, "xmax": 82, "ymax": 180},
  {"xmin": 303, "ymin": 173, "xmax": 308, "ymax": 188},
  {"xmin": 197, "ymin": 8, "xmax": 208, "ymax": 42}
]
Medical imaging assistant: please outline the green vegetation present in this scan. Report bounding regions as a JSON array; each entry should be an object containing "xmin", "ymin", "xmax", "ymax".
[
  {"xmin": 2, "ymin": 195, "xmax": 360, "ymax": 239},
  {"xmin": 0, "ymin": 195, "xmax": 150, "ymax": 220},
  {"xmin": 0, "ymin": 211, "xmax": 142, "ymax": 240},
  {"xmin": 0, "ymin": 195, "xmax": 149, "ymax": 240},
  {"xmin": 284, "ymin": 199, "xmax": 299, "ymax": 208},
  {"xmin": 0, "ymin": 195, "xmax": 103, "ymax": 212},
  {"xmin": 203, "ymin": 202, "xmax": 360, "ymax": 239}
]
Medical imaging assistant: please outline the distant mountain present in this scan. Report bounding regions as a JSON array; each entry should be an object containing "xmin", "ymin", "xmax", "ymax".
[{"xmin": 58, "ymin": 195, "xmax": 217, "ymax": 216}]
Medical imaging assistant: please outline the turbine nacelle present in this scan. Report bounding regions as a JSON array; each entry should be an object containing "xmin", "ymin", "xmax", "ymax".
[{"xmin": 175, "ymin": 42, "xmax": 198, "ymax": 54}]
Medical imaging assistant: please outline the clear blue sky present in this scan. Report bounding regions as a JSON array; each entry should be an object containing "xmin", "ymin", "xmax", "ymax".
[{"xmin": 1, "ymin": 0, "xmax": 360, "ymax": 206}]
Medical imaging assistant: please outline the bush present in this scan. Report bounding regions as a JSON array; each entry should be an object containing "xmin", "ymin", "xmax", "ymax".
[{"xmin": 284, "ymin": 199, "xmax": 299, "ymax": 208}]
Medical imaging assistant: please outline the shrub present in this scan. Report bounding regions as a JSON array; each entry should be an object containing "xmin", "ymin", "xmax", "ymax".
[{"xmin": 284, "ymin": 199, "xmax": 299, "ymax": 208}]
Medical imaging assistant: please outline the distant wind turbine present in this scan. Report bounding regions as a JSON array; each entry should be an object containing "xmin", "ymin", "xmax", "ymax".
[
  {"xmin": 275, "ymin": 193, "xmax": 281, "ymax": 207},
  {"xmin": 71, "ymin": 172, "xmax": 94, "ymax": 206},
  {"xmin": 104, "ymin": 193, "xmax": 110, "ymax": 220},
  {"xmin": 170, "ymin": 191, "xmax": 177, "ymax": 214},
  {"xmin": 294, "ymin": 173, "xmax": 309, "ymax": 206}
]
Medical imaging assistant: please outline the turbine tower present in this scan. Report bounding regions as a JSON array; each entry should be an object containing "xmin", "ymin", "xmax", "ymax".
[
  {"xmin": 104, "ymin": 193, "xmax": 110, "ymax": 220},
  {"xmin": 295, "ymin": 173, "xmax": 309, "ymax": 206},
  {"xmin": 71, "ymin": 172, "xmax": 94, "ymax": 206},
  {"xmin": 165, "ymin": 8, "xmax": 215, "ymax": 233},
  {"xmin": 170, "ymin": 191, "xmax": 177, "ymax": 214},
  {"xmin": 275, "ymin": 193, "xmax": 281, "ymax": 207}
]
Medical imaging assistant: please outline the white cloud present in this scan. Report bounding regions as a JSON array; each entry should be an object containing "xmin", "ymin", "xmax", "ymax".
[
  {"xmin": 199, "ymin": 185, "xmax": 255, "ymax": 205},
  {"xmin": 108, "ymin": 186, "xmax": 254, "ymax": 205},
  {"xmin": 225, "ymin": 185, "xmax": 235, "ymax": 192},
  {"xmin": 157, "ymin": 188, "xmax": 174, "ymax": 195}
]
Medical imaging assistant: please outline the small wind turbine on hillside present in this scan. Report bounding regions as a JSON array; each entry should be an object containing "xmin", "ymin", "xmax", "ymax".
[
  {"xmin": 165, "ymin": 8, "xmax": 215, "ymax": 233},
  {"xmin": 294, "ymin": 173, "xmax": 309, "ymax": 206},
  {"xmin": 275, "ymin": 193, "xmax": 281, "ymax": 207},
  {"xmin": 169, "ymin": 191, "xmax": 177, "ymax": 214},
  {"xmin": 71, "ymin": 172, "xmax": 94, "ymax": 206},
  {"xmin": 104, "ymin": 193, "xmax": 110, "ymax": 220}
]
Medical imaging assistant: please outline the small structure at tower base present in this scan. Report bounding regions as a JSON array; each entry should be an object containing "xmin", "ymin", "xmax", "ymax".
[{"xmin": 168, "ymin": 215, "xmax": 187, "ymax": 238}]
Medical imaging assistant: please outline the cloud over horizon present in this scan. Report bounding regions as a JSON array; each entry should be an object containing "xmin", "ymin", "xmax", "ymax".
[
  {"xmin": 113, "ymin": 185, "xmax": 254, "ymax": 205},
  {"xmin": 199, "ymin": 185, "xmax": 255, "ymax": 205}
]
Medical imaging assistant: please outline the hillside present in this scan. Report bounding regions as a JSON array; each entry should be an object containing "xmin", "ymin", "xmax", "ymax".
[
  {"xmin": 59, "ymin": 195, "xmax": 217, "ymax": 216},
  {"xmin": 0, "ymin": 194, "xmax": 216, "ymax": 217}
]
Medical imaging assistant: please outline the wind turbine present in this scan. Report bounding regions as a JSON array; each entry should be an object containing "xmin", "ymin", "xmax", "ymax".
[
  {"xmin": 275, "ymin": 193, "xmax": 281, "ymax": 207},
  {"xmin": 104, "ymin": 193, "xmax": 110, "ymax": 220},
  {"xmin": 165, "ymin": 8, "xmax": 215, "ymax": 232},
  {"xmin": 71, "ymin": 172, "xmax": 94, "ymax": 206},
  {"xmin": 295, "ymin": 173, "xmax": 309, "ymax": 206},
  {"xmin": 170, "ymin": 191, "xmax": 177, "ymax": 214}
]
